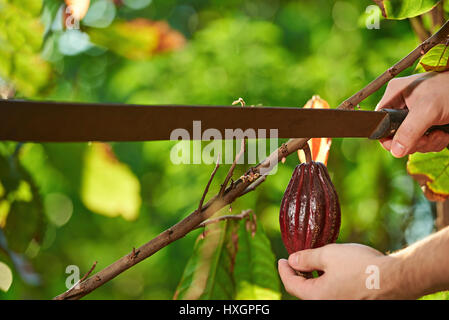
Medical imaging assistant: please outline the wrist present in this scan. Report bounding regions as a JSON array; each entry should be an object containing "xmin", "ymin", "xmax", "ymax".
[
  {"xmin": 380, "ymin": 250, "xmax": 427, "ymax": 299},
  {"xmin": 376, "ymin": 254, "xmax": 420, "ymax": 299}
]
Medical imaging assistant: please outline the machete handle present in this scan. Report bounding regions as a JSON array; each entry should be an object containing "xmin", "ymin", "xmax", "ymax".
[{"xmin": 369, "ymin": 108, "xmax": 449, "ymax": 140}]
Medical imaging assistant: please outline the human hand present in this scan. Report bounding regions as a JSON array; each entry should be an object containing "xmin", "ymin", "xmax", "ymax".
[
  {"xmin": 376, "ymin": 71, "xmax": 449, "ymax": 157},
  {"xmin": 278, "ymin": 243, "xmax": 404, "ymax": 300}
]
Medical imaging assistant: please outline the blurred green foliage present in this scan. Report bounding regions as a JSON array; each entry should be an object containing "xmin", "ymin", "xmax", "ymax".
[{"xmin": 0, "ymin": 0, "xmax": 448, "ymax": 299}]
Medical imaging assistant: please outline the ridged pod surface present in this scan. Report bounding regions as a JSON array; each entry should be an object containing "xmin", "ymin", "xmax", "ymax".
[{"xmin": 279, "ymin": 161, "xmax": 341, "ymax": 255}]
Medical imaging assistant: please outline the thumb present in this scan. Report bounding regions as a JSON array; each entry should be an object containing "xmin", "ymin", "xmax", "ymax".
[
  {"xmin": 288, "ymin": 248, "xmax": 326, "ymax": 272},
  {"xmin": 390, "ymin": 108, "xmax": 432, "ymax": 158}
]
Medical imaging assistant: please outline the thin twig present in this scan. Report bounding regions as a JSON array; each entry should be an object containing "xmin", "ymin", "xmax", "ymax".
[
  {"xmin": 80, "ymin": 261, "xmax": 98, "ymax": 283},
  {"xmin": 194, "ymin": 209, "xmax": 252, "ymax": 230},
  {"xmin": 198, "ymin": 154, "xmax": 221, "ymax": 213},
  {"xmin": 232, "ymin": 98, "xmax": 246, "ymax": 107},
  {"xmin": 55, "ymin": 261, "xmax": 97, "ymax": 300},
  {"xmin": 54, "ymin": 20, "xmax": 449, "ymax": 301},
  {"xmin": 219, "ymin": 139, "xmax": 245, "ymax": 196}
]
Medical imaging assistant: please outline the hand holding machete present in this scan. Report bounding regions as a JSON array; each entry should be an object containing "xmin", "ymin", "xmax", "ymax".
[{"xmin": 376, "ymin": 71, "xmax": 449, "ymax": 157}]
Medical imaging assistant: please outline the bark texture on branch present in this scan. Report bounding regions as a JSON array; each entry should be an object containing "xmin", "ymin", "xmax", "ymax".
[
  {"xmin": 436, "ymin": 200, "xmax": 449, "ymax": 231},
  {"xmin": 54, "ymin": 19, "xmax": 449, "ymax": 300}
]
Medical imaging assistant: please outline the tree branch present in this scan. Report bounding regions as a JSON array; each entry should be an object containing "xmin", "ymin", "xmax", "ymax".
[
  {"xmin": 56, "ymin": 261, "xmax": 97, "ymax": 300},
  {"xmin": 54, "ymin": 19, "xmax": 449, "ymax": 300},
  {"xmin": 337, "ymin": 19, "xmax": 449, "ymax": 110},
  {"xmin": 193, "ymin": 209, "xmax": 252, "ymax": 230},
  {"xmin": 220, "ymin": 139, "xmax": 245, "ymax": 196}
]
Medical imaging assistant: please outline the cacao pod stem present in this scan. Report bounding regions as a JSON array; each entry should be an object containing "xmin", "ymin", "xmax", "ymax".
[{"xmin": 302, "ymin": 143, "xmax": 312, "ymax": 163}]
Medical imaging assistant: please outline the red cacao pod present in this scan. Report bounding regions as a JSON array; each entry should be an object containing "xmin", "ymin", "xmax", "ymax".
[{"xmin": 279, "ymin": 161, "xmax": 340, "ymax": 255}]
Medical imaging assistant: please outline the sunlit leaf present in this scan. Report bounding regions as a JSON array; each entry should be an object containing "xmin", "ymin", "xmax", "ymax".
[
  {"xmin": 0, "ymin": 153, "xmax": 46, "ymax": 252},
  {"xmin": 10, "ymin": 0, "xmax": 43, "ymax": 16},
  {"xmin": 81, "ymin": 143, "xmax": 141, "ymax": 220},
  {"xmin": 298, "ymin": 95, "xmax": 332, "ymax": 165},
  {"xmin": 0, "ymin": 0, "xmax": 51, "ymax": 96},
  {"xmin": 0, "ymin": 261, "xmax": 13, "ymax": 292},
  {"xmin": 373, "ymin": 0, "xmax": 440, "ymax": 19},
  {"xmin": 416, "ymin": 43, "xmax": 449, "ymax": 73},
  {"xmin": 420, "ymin": 291, "xmax": 449, "ymax": 300},
  {"xmin": 174, "ymin": 220, "xmax": 239, "ymax": 300},
  {"xmin": 407, "ymin": 149, "xmax": 449, "ymax": 201},
  {"xmin": 87, "ymin": 18, "xmax": 185, "ymax": 60},
  {"xmin": 234, "ymin": 220, "xmax": 281, "ymax": 300}
]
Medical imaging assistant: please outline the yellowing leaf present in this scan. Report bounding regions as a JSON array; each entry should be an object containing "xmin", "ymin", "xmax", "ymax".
[
  {"xmin": 81, "ymin": 143, "xmax": 141, "ymax": 220},
  {"xmin": 416, "ymin": 44, "xmax": 449, "ymax": 73},
  {"xmin": 298, "ymin": 95, "xmax": 332, "ymax": 165},
  {"xmin": 87, "ymin": 19, "xmax": 185, "ymax": 60},
  {"xmin": 0, "ymin": 261, "xmax": 13, "ymax": 292},
  {"xmin": 407, "ymin": 149, "xmax": 449, "ymax": 201}
]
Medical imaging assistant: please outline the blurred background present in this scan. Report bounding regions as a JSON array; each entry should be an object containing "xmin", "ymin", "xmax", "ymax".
[{"xmin": 0, "ymin": 0, "xmax": 446, "ymax": 299}]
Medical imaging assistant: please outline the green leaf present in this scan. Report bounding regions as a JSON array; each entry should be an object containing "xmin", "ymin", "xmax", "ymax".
[
  {"xmin": 174, "ymin": 220, "xmax": 239, "ymax": 300},
  {"xmin": 373, "ymin": 0, "xmax": 440, "ymax": 19},
  {"xmin": 416, "ymin": 43, "xmax": 449, "ymax": 72},
  {"xmin": 4, "ymin": 201, "xmax": 45, "ymax": 253},
  {"xmin": 420, "ymin": 291, "xmax": 449, "ymax": 300},
  {"xmin": 81, "ymin": 143, "xmax": 142, "ymax": 221},
  {"xmin": 0, "ymin": 261, "xmax": 13, "ymax": 292},
  {"xmin": 407, "ymin": 149, "xmax": 449, "ymax": 201},
  {"xmin": 175, "ymin": 213, "xmax": 281, "ymax": 300},
  {"xmin": 234, "ymin": 221, "xmax": 281, "ymax": 300},
  {"xmin": 0, "ymin": 152, "xmax": 46, "ymax": 252}
]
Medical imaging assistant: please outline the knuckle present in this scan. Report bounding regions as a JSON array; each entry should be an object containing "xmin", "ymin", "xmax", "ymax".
[
  {"xmin": 397, "ymin": 124, "xmax": 414, "ymax": 139},
  {"xmin": 289, "ymin": 252, "xmax": 301, "ymax": 265},
  {"xmin": 297, "ymin": 251, "xmax": 308, "ymax": 266}
]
